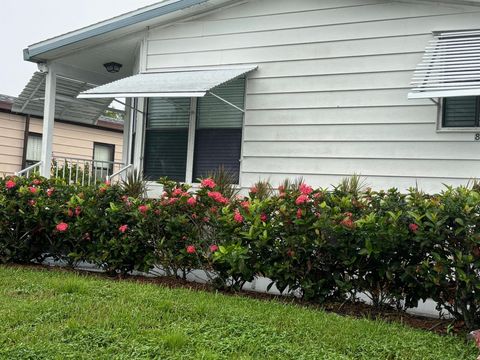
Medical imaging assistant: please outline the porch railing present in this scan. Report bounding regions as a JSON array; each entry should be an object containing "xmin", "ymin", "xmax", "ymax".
[
  {"xmin": 15, "ymin": 161, "xmax": 43, "ymax": 177},
  {"xmin": 52, "ymin": 157, "xmax": 125, "ymax": 186},
  {"xmin": 107, "ymin": 163, "xmax": 133, "ymax": 183}
]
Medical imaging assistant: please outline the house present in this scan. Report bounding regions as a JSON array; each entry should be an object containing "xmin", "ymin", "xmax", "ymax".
[
  {"xmin": 0, "ymin": 94, "xmax": 124, "ymax": 178},
  {"xmin": 15, "ymin": 0, "xmax": 480, "ymax": 193}
]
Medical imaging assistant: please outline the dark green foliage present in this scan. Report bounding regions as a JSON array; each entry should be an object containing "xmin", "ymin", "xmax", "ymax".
[{"xmin": 3, "ymin": 174, "xmax": 480, "ymax": 329}]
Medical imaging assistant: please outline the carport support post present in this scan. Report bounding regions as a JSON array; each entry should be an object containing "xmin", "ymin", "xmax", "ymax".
[{"xmin": 40, "ymin": 66, "xmax": 56, "ymax": 178}]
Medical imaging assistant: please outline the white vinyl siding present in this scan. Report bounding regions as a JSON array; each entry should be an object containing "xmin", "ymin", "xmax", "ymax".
[{"xmin": 146, "ymin": 0, "xmax": 480, "ymax": 192}]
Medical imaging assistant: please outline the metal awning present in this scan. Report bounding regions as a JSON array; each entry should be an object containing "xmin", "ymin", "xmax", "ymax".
[
  {"xmin": 12, "ymin": 72, "xmax": 114, "ymax": 124},
  {"xmin": 409, "ymin": 29, "xmax": 480, "ymax": 99},
  {"xmin": 77, "ymin": 66, "xmax": 258, "ymax": 99}
]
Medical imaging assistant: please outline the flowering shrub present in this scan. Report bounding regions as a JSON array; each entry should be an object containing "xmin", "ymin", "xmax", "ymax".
[{"xmin": 2, "ymin": 174, "xmax": 480, "ymax": 328}]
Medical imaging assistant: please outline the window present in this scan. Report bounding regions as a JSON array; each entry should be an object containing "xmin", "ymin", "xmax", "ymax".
[
  {"xmin": 94, "ymin": 143, "xmax": 115, "ymax": 178},
  {"xmin": 25, "ymin": 133, "xmax": 42, "ymax": 167},
  {"xmin": 443, "ymin": 96, "xmax": 480, "ymax": 128},
  {"xmin": 144, "ymin": 77, "xmax": 245, "ymax": 183}
]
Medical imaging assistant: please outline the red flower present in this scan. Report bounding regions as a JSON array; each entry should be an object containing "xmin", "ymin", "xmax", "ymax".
[
  {"xmin": 299, "ymin": 183, "xmax": 313, "ymax": 195},
  {"xmin": 186, "ymin": 245, "xmax": 196, "ymax": 254},
  {"xmin": 409, "ymin": 223, "xmax": 419, "ymax": 233},
  {"xmin": 201, "ymin": 178, "xmax": 216, "ymax": 189},
  {"xmin": 28, "ymin": 186, "xmax": 38, "ymax": 194},
  {"xmin": 209, "ymin": 206, "xmax": 218, "ymax": 214},
  {"xmin": 207, "ymin": 191, "xmax": 228, "ymax": 204},
  {"xmin": 67, "ymin": 209, "xmax": 74, "ymax": 217},
  {"xmin": 5, "ymin": 180, "xmax": 16, "ymax": 189},
  {"xmin": 192, "ymin": 213, "xmax": 198, "ymax": 219},
  {"xmin": 210, "ymin": 244, "xmax": 219, "ymax": 252},
  {"xmin": 172, "ymin": 188, "xmax": 183, "ymax": 197},
  {"xmin": 154, "ymin": 209, "xmax": 161, "ymax": 215},
  {"xmin": 168, "ymin": 198, "xmax": 178, "ymax": 205},
  {"xmin": 278, "ymin": 185, "xmax": 285, "ymax": 193},
  {"xmin": 233, "ymin": 210, "xmax": 244, "ymax": 223},
  {"xmin": 47, "ymin": 188, "xmax": 54, "ymax": 197},
  {"xmin": 119, "ymin": 224, "xmax": 128, "ymax": 233},
  {"xmin": 56, "ymin": 222, "xmax": 68, "ymax": 232},
  {"xmin": 249, "ymin": 186, "xmax": 258, "ymax": 194},
  {"xmin": 138, "ymin": 205, "xmax": 148, "ymax": 214},
  {"xmin": 28, "ymin": 199, "xmax": 36, "ymax": 206},
  {"xmin": 295, "ymin": 194, "xmax": 309, "ymax": 205},
  {"xmin": 187, "ymin": 196, "xmax": 197, "ymax": 206},
  {"xmin": 203, "ymin": 217, "xmax": 210, "ymax": 223},
  {"xmin": 260, "ymin": 213, "xmax": 268, "ymax": 222},
  {"xmin": 287, "ymin": 249, "xmax": 295, "ymax": 257},
  {"xmin": 75, "ymin": 206, "xmax": 82, "ymax": 216},
  {"xmin": 241, "ymin": 201, "xmax": 250, "ymax": 210},
  {"xmin": 296, "ymin": 208, "xmax": 303, "ymax": 219},
  {"xmin": 32, "ymin": 179, "xmax": 42, "ymax": 186},
  {"xmin": 104, "ymin": 180, "xmax": 111, "ymax": 186},
  {"xmin": 341, "ymin": 218, "xmax": 354, "ymax": 229}
]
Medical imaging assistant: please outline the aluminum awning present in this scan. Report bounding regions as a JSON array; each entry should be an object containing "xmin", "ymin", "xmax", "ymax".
[
  {"xmin": 409, "ymin": 29, "xmax": 480, "ymax": 99},
  {"xmin": 77, "ymin": 66, "xmax": 258, "ymax": 99},
  {"xmin": 12, "ymin": 72, "xmax": 114, "ymax": 124}
]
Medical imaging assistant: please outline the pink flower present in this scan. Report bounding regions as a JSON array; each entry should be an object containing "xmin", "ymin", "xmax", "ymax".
[
  {"xmin": 210, "ymin": 244, "xmax": 219, "ymax": 252},
  {"xmin": 192, "ymin": 213, "xmax": 198, "ymax": 219},
  {"xmin": 201, "ymin": 178, "xmax": 216, "ymax": 189},
  {"xmin": 28, "ymin": 199, "xmax": 36, "ymax": 206},
  {"xmin": 295, "ymin": 194, "xmax": 309, "ymax": 205},
  {"xmin": 67, "ymin": 209, "xmax": 74, "ymax": 217},
  {"xmin": 207, "ymin": 191, "xmax": 228, "ymax": 204},
  {"xmin": 28, "ymin": 186, "xmax": 38, "ymax": 194},
  {"xmin": 104, "ymin": 180, "xmax": 111, "ymax": 186},
  {"xmin": 278, "ymin": 185, "xmax": 285, "ymax": 193},
  {"xmin": 296, "ymin": 208, "xmax": 303, "ymax": 219},
  {"xmin": 299, "ymin": 183, "xmax": 313, "ymax": 195},
  {"xmin": 187, "ymin": 196, "xmax": 197, "ymax": 206},
  {"xmin": 168, "ymin": 198, "xmax": 178, "ymax": 205},
  {"xmin": 56, "ymin": 222, "xmax": 68, "ymax": 232},
  {"xmin": 138, "ymin": 205, "xmax": 148, "ymax": 214},
  {"xmin": 250, "ymin": 186, "xmax": 258, "ymax": 194},
  {"xmin": 240, "ymin": 201, "xmax": 250, "ymax": 210},
  {"xmin": 409, "ymin": 223, "xmax": 419, "ymax": 233},
  {"xmin": 172, "ymin": 188, "xmax": 183, "ymax": 197},
  {"xmin": 5, "ymin": 180, "xmax": 16, "ymax": 189},
  {"xmin": 203, "ymin": 217, "xmax": 210, "ymax": 223},
  {"xmin": 260, "ymin": 213, "xmax": 268, "ymax": 222},
  {"xmin": 119, "ymin": 224, "xmax": 128, "ymax": 233},
  {"xmin": 233, "ymin": 210, "xmax": 244, "ymax": 223},
  {"xmin": 47, "ymin": 188, "xmax": 54, "ymax": 197},
  {"xmin": 75, "ymin": 206, "xmax": 82, "ymax": 217},
  {"xmin": 32, "ymin": 179, "xmax": 42, "ymax": 186},
  {"xmin": 186, "ymin": 245, "xmax": 196, "ymax": 254},
  {"xmin": 341, "ymin": 218, "xmax": 354, "ymax": 229}
]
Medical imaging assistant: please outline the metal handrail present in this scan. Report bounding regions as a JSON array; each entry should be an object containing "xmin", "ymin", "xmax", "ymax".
[
  {"xmin": 107, "ymin": 164, "xmax": 133, "ymax": 183},
  {"xmin": 15, "ymin": 161, "xmax": 43, "ymax": 176}
]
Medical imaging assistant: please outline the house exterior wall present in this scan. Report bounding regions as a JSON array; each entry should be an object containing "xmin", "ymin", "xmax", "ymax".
[
  {"xmin": 144, "ymin": 0, "xmax": 480, "ymax": 192},
  {"xmin": 0, "ymin": 110, "xmax": 123, "ymax": 176}
]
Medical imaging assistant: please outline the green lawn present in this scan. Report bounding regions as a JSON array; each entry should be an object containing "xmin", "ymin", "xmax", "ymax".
[{"xmin": 0, "ymin": 266, "xmax": 475, "ymax": 360}]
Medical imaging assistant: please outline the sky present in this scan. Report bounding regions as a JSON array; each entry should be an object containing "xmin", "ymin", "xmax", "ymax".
[{"xmin": 0, "ymin": 0, "xmax": 159, "ymax": 98}]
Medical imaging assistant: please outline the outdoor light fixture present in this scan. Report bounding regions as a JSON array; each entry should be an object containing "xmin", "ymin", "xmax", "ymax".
[{"xmin": 103, "ymin": 62, "xmax": 122, "ymax": 73}]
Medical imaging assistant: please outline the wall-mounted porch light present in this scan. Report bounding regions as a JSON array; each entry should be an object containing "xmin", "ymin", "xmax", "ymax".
[{"xmin": 103, "ymin": 62, "xmax": 123, "ymax": 73}]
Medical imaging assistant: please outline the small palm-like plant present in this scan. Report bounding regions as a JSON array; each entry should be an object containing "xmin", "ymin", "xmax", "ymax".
[
  {"xmin": 121, "ymin": 169, "xmax": 148, "ymax": 198},
  {"xmin": 250, "ymin": 179, "xmax": 274, "ymax": 200},
  {"xmin": 278, "ymin": 177, "xmax": 305, "ymax": 192},
  {"xmin": 334, "ymin": 174, "xmax": 367, "ymax": 197}
]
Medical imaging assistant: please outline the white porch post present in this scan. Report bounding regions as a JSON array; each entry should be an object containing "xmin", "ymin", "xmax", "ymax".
[
  {"xmin": 40, "ymin": 67, "xmax": 56, "ymax": 177},
  {"xmin": 133, "ymin": 97, "xmax": 146, "ymax": 173},
  {"xmin": 122, "ymin": 98, "xmax": 132, "ymax": 166}
]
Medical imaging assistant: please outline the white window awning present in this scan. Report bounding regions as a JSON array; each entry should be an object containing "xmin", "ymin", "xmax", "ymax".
[
  {"xmin": 409, "ymin": 29, "xmax": 480, "ymax": 99},
  {"xmin": 78, "ymin": 66, "xmax": 257, "ymax": 99}
]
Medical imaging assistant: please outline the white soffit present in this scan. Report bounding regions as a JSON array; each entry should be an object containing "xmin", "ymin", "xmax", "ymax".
[
  {"xmin": 409, "ymin": 29, "xmax": 480, "ymax": 99},
  {"xmin": 77, "ymin": 66, "xmax": 258, "ymax": 99},
  {"xmin": 12, "ymin": 72, "xmax": 113, "ymax": 124}
]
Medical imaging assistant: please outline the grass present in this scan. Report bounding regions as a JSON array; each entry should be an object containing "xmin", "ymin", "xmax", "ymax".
[{"xmin": 0, "ymin": 266, "xmax": 475, "ymax": 360}]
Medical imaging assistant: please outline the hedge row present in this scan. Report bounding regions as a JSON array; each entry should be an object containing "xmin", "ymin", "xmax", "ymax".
[{"xmin": 1, "ymin": 175, "xmax": 480, "ymax": 329}]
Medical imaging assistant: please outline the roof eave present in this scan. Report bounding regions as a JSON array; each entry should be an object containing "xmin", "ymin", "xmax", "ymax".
[{"xmin": 23, "ymin": 0, "xmax": 210, "ymax": 62}]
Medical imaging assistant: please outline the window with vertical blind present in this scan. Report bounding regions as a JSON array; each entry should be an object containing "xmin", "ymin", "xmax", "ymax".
[
  {"xmin": 25, "ymin": 133, "xmax": 42, "ymax": 167},
  {"xmin": 144, "ymin": 97, "xmax": 191, "ymax": 181},
  {"xmin": 144, "ymin": 77, "xmax": 245, "ymax": 184},
  {"xmin": 443, "ymin": 96, "xmax": 480, "ymax": 128},
  {"xmin": 94, "ymin": 143, "xmax": 115, "ymax": 179}
]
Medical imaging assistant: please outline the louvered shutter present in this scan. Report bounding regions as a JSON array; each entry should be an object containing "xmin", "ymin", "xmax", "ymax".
[
  {"xmin": 193, "ymin": 77, "xmax": 245, "ymax": 183},
  {"xmin": 144, "ymin": 98, "xmax": 190, "ymax": 181},
  {"xmin": 409, "ymin": 30, "xmax": 480, "ymax": 99}
]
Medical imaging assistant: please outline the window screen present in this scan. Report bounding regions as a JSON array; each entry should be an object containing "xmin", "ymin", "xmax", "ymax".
[
  {"xmin": 144, "ymin": 98, "xmax": 191, "ymax": 181},
  {"xmin": 94, "ymin": 143, "xmax": 114, "ymax": 178},
  {"xmin": 193, "ymin": 77, "xmax": 245, "ymax": 183},
  {"xmin": 443, "ymin": 96, "xmax": 479, "ymax": 128}
]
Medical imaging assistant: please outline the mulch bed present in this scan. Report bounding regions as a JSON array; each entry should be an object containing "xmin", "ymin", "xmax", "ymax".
[{"xmin": 5, "ymin": 263, "xmax": 467, "ymax": 336}]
